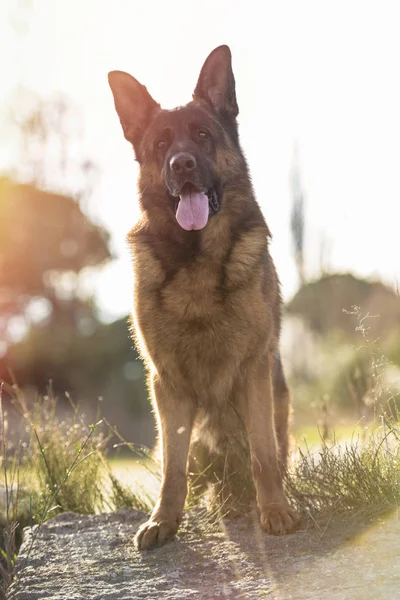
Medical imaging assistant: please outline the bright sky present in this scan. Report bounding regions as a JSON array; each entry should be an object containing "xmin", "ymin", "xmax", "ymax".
[{"xmin": 1, "ymin": 0, "xmax": 400, "ymax": 321}]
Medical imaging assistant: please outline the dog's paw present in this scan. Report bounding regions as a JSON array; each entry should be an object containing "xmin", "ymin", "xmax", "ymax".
[
  {"xmin": 135, "ymin": 517, "xmax": 180, "ymax": 551},
  {"xmin": 260, "ymin": 503, "xmax": 300, "ymax": 535}
]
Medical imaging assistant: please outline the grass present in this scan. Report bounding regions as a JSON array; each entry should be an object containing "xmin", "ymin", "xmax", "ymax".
[
  {"xmin": 0, "ymin": 383, "xmax": 156, "ymax": 600},
  {"xmin": 1, "ymin": 306, "xmax": 399, "ymax": 597},
  {"xmin": 286, "ymin": 306, "xmax": 400, "ymax": 523},
  {"xmin": 0, "ymin": 384, "xmax": 22, "ymax": 594},
  {"xmin": 2, "ymin": 394, "xmax": 400, "ymax": 598},
  {"xmin": 287, "ymin": 412, "xmax": 400, "ymax": 523}
]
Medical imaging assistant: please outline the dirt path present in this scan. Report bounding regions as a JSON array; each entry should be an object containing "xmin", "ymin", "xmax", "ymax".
[{"xmin": 8, "ymin": 507, "xmax": 400, "ymax": 599}]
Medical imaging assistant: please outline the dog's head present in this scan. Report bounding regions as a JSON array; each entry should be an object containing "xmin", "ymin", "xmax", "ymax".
[{"xmin": 108, "ymin": 46, "xmax": 245, "ymax": 231}]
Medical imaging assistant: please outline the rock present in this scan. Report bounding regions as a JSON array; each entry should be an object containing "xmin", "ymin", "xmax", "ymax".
[{"xmin": 8, "ymin": 508, "xmax": 400, "ymax": 599}]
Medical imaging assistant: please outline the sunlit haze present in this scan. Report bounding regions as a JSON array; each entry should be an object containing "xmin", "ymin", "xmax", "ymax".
[{"xmin": 1, "ymin": 0, "xmax": 399, "ymax": 321}]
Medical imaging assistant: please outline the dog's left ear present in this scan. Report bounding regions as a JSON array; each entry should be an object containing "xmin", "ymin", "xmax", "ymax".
[{"xmin": 193, "ymin": 45, "xmax": 238, "ymax": 119}]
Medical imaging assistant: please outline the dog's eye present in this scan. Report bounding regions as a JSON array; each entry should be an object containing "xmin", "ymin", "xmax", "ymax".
[
  {"xmin": 156, "ymin": 139, "xmax": 166, "ymax": 150},
  {"xmin": 198, "ymin": 130, "xmax": 208, "ymax": 139}
]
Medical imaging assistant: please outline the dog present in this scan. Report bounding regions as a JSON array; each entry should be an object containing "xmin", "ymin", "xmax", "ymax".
[{"xmin": 108, "ymin": 45, "xmax": 299, "ymax": 550}]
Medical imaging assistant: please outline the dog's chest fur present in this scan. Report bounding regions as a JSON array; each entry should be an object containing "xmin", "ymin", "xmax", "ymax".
[{"xmin": 129, "ymin": 219, "xmax": 278, "ymax": 402}]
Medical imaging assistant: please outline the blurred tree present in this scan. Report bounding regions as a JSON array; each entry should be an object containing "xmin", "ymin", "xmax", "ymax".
[
  {"xmin": 290, "ymin": 147, "xmax": 306, "ymax": 287},
  {"xmin": 6, "ymin": 315, "xmax": 153, "ymax": 446},
  {"xmin": 0, "ymin": 83, "xmax": 110, "ymax": 332},
  {"xmin": 0, "ymin": 177, "xmax": 110, "ymax": 318},
  {"xmin": 5, "ymin": 87, "xmax": 100, "ymax": 206},
  {"xmin": 0, "ymin": 1, "xmax": 152, "ymax": 445},
  {"xmin": 287, "ymin": 273, "xmax": 400, "ymax": 342},
  {"xmin": 0, "ymin": 159, "xmax": 150, "ymax": 443}
]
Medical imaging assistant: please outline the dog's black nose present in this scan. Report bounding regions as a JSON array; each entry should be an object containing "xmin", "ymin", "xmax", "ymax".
[{"xmin": 169, "ymin": 152, "xmax": 197, "ymax": 174}]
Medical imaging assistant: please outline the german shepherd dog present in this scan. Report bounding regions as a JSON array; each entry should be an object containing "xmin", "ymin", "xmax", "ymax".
[{"xmin": 108, "ymin": 45, "xmax": 299, "ymax": 550}]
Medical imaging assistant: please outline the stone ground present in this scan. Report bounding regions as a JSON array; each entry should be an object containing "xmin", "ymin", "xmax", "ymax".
[{"xmin": 8, "ymin": 507, "xmax": 400, "ymax": 600}]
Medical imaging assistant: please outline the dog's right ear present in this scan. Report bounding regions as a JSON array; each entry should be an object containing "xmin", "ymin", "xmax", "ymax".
[{"xmin": 108, "ymin": 71, "xmax": 160, "ymax": 148}]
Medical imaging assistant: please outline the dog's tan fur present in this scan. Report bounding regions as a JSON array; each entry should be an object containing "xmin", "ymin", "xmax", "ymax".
[{"xmin": 109, "ymin": 45, "xmax": 299, "ymax": 550}]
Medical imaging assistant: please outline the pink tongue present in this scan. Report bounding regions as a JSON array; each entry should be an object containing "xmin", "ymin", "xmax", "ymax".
[{"xmin": 176, "ymin": 191, "xmax": 209, "ymax": 231}]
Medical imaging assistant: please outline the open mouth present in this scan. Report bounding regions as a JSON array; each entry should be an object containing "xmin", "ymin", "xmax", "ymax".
[{"xmin": 174, "ymin": 183, "xmax": 220, "ymax": 231}]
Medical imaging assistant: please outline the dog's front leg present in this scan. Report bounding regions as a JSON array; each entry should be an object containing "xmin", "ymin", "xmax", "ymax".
[
  {"xmin": 135, "ymin": 375, "xmax": 194, "ymax": 550},
  {"xmin": 238, "ymin": 355, "xmax": 299, "ymax": 535}
]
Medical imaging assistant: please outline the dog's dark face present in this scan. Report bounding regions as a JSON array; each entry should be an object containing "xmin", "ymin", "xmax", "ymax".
[{"xmin": 108, "ymin": 46, "xmax": 244, "ymax": 231}]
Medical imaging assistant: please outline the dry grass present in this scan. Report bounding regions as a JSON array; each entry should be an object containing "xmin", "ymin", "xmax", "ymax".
[
  {"xmin": 0, "ymin": 384, "xmax": 154, "ymax": 599},
  {"xmin": 286, "ymin": 411, "xmax": 400, "ymax": 523},
  {"xmin": 1, "ymin": 307, "xmax": 399, "ymax": 596},
  {"xmin": 286, "ymin": 306, "xmax": 400, "ymax": 524}
]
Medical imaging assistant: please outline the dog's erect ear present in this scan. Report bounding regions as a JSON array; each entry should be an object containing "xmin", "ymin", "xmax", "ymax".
[
  {"xmin": 193, "ymin": 45, "xmax": 238, "ymax": 119},
  {"xmin": 108, "ymin": 71, "xmax": 160, "ymax": 147}
]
